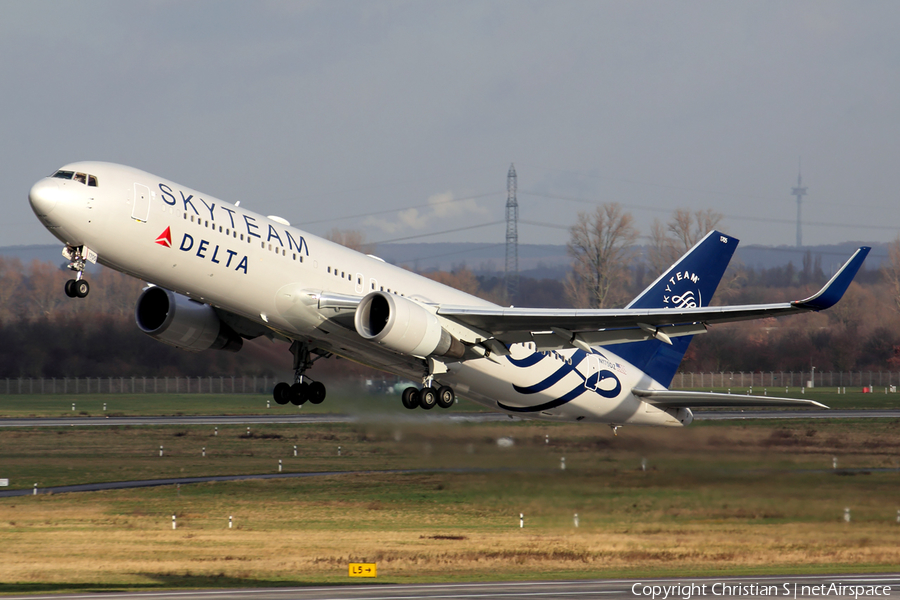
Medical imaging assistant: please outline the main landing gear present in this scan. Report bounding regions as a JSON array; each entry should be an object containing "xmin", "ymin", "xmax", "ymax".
[
  {"xmin": 273, "ymin": 340, "xmax": 330, "ymax": 406},
  {"xmin": 63, "ymin": 245, "xmax": 90, "ymax": 298},
  {"xmin": 400, "ymin": 381, "xmax": 455, "ymax": 410}
]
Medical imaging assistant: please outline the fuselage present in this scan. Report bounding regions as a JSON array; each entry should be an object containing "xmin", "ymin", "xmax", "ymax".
[{"xmin": 29, "ymin": 161, "xmax": 689, "ymax": 427}]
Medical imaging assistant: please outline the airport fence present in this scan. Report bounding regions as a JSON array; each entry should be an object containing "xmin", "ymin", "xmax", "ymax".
[
  {"xmin": 1, "ymin": 375, "xmax": 276, "ymax": 395},
  {"xmin": 1, "ymin": 372, "xmax": 899, "ymax": 394},
  {"xmin": 671, "ymin": 371, "xmax": 899, "ymax": 391}
]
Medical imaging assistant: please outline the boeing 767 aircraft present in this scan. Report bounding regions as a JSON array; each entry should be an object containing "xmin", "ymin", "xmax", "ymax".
[{"xmin": 28, "ymin": 162, "xmax": 870, "ymax": 428}]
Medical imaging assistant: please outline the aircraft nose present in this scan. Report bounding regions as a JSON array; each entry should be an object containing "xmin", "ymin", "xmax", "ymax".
[{"xmin": 29, "ymin": 179, "xmax": 60, "ymax": 217}]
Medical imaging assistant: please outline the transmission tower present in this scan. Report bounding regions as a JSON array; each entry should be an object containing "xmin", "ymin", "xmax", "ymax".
[
  {"xmin": 791, "ymin": 161, "xmax": 807, "ymax": 247},
  {"xmin": 504, "ymin": 163, "xmax": 519, "ymax": 303}
]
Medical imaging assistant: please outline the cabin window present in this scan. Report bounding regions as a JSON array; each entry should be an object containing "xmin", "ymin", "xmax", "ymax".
[
  {"xmin": 299, "ymin": 255, "xmax": 303, "ymax": 263},
  {"xmin": 218, "ymin": 226, "xmax": 222, "ymax": 233},
  {"xmin": 226, "ymin": 229, "xmax": 229, "ymax": 235},
  {"xmin": 292, "ymin": 253, "xmax": 296, "ymax": 261},
  {"xmin": 204, "ymin": 221, "xmax": 208, "ymax": 227},
  {"xmin": 327, "ymin": 266, "xmax": 331, "ymax": 274},
  {"xmin": 240, "ymin": 234, "xmax": 244, "ymax": 241},
  {"xmin": 190, "ymin": 215, "xmax": 195, "ymax": 223}
]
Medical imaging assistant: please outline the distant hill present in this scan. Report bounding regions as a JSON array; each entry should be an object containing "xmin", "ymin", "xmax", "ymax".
[{"xmin": 2, "ymin": 240, "xmax": 887, "ymax": 281}]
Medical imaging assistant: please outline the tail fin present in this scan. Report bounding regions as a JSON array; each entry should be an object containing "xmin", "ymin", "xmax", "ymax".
[{"xmin": 613, "ymin": 230, "xmax": 738, "ymax": 387}]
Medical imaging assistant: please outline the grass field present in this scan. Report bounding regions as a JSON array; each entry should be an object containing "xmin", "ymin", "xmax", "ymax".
[
  {"xmin": 1, "ymin": 385, "xmax": 897, "ymax": 418},
  {"xmin": 2, "ymin": 403, "xmax": 900, "ymax": 592}
]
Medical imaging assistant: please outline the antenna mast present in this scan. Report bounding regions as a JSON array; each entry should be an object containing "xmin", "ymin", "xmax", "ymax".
[
  {"xmin": 791, "ymin": 160, "xmax": 807, "ymax": 247},
  {"xmin": 505, "ymin": 164, "xmax": 519, "ymax": 302}
]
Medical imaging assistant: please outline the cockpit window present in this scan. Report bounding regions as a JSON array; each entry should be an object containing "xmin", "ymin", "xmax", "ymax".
[{"xmin": 51, "ymin": 170, "xmax": 99, "ymax": 186}]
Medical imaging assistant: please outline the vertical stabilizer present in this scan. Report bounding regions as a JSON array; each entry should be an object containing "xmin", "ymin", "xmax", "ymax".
[{"xmin": 613, "ymin": 230, "xmax": 738, "ymax": 386}]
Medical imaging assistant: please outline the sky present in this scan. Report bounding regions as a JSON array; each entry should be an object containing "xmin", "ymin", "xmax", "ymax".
[{"xmin": 3, "ymin": 1, "xmax": 900, "ymax": 256}]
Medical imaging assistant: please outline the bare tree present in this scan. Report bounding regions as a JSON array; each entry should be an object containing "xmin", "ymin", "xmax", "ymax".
[
  {"xmin": 647, "ymin": 208, "xmax": 724, "ymax": 276},
  {"xmin": 0, "ymin": 257, "xmax": 23, "ymax": 322},
  {"xmin": 646, "ymin": 218, "xmax": 679, "ymax": 275},
  {"xmin": 882, "ymin": 236, "xmax": 900, "ymax": 314},
  {"xmin": 325, "ymin": 228, "xmax": 373, "ymax": 254},
  {"xmin": 565, "ymin": 203, "xmax": 638, "ymax": 308}
]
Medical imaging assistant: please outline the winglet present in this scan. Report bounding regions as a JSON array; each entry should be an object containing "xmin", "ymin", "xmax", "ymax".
[{"xmin": 793, "ymin": 247, "xmax": 870, "ymax": 311}]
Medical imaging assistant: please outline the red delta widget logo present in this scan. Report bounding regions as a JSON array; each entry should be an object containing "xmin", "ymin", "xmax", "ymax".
[
  {"xmin": 155, "ymin": 227, "xmax": 249, "ymax": 274},
  {"xmin": 155, "ymin": 227, "xmax": 172, "ymax": 248}
]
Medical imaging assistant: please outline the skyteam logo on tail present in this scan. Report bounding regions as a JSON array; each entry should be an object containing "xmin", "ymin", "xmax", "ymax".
[
  {"xmin": 663, "ymin": 271, "xmax": 701, "ymax": 308},
  {"xmin": 155, "ymin": 227, "xmax": 172, "ymax": 248}
]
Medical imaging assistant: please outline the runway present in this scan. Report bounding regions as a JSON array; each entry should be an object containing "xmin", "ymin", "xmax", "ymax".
[
  {"xmin": 2, "ymin": 574, "xmax": 898, "ymax": 600},
  {"xmin": 692, "ymin": 408, "xmax": 900, "ymax": 420},
  {"xmin": 0, "ymin": 409, "xmax": 897, "ymax": 428},
  {"xmin": 0, "ymin": 413, "xmax": 514, "ymax": 428},
  {"xmin": 0, "ymin": 467, "xmax": 511, "ymax": 499}
]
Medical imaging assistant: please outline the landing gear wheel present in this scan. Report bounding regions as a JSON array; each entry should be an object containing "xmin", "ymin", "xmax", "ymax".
[
  {"xmin": 290, "ymin": 382, "xmax": 309, "ymax": 406},
  {"xmin": 308, "ymin": 381, "xmax": 326, "ymax": 404},
  {"xmin": 419, "ymin": 386, "xmax": 438, "ymax": 410},
  {"xmin": 436, "ymin": 386, "xmax": 455, "ymax": 409},
  {"xmin": 401, "ymin": 387, "xmax": 420, "ymax": 409},
  {"xmin": 64, "ymin": 279, "xmax": 77, "ymax": 298},
  {"xmin": 74, "ymin": 279, "xmax": 90, "ymax": 298},
  {"xmin": 273, "ymin": 382, "xmax": 291, "ymax": 405}
]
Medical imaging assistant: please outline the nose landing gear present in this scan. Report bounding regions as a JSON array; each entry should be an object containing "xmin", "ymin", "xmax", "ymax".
[{"xmin": 63, "ymin": 245, "xmax": 94, "ymax": 298}]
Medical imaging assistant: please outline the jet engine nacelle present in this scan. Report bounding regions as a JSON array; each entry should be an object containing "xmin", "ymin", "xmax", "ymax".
[
  {"xmin": 135, "ymin": 287, "xmax": 242, "ymax": 352},
  {"xmin": 354, "ymin": 291, "xmax": 464, "ymax": 359}
]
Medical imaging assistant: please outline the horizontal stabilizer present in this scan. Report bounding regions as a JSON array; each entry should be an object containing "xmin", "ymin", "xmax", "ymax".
[{"xmin": 633, "ymin": 388, "xmax": 828, "ymax": 409}]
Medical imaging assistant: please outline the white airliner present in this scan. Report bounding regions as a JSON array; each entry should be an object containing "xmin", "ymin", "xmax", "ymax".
[{"xmin": 28, "ymin": 162, "xmax": 870, "ymax": 428}]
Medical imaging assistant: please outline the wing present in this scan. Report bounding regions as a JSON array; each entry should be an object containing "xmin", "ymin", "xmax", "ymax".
[
  {"xmin": 632, "ymin": 389, "xmax": 828, "ymax": 409},
  {"xmin": 437, "ymin": 246, "xmax": 870, "ymax": 352}
]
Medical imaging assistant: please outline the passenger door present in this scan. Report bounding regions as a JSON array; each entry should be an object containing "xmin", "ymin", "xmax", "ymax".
[{"xmin": 132, "ymin": 183, "xmax": 151, "ymax": 222}]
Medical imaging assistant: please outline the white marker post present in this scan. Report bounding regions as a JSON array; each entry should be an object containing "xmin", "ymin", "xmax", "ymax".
[
  {"xmin": 574, "ymin": 513, "xmax": 579, "ymax": 528},
  {"xmin": 833, "ymin": 457, "xmax": 838, "ymax": 469},
  {"xmin": 172, "ymin": 514, "xmax": 176, "ymax": 530},
  {"xmin": 33, "ymin": 483, "xmax": 37, "ymax": 496},
  {"xmin": 844, "ymin": 508, "xmax": 851, "ymax": 523},
  {"xmin": 545, "ymin": 434, "xmax": 549, "ymax": 445},
  {"xmin": 519, "ymin": 513, "xmax": 524, "ymax": 528},
  {"xmin": 338, "ymin": 446, "xmax": 342, "ymax": 457},
  {"xmin": 72, "ymin": 403, "xmax": 75, "ymax": 411},
  {"xmin": 202, "ymin": 447, "xmax": 206, "ymax": 457},
  {"xmin": 293, "ymin": 445, "xmax": 298, "ymax": 457},
  {"xmin": 278, "ymin": 459, "xmax": 282, "ymax": 472},
  {"xmin": 214, "ymin": 426, "xmax": 218, "ymax": 437},
  {"xmin": 229, "ymin": 515, "xmax": 233, "ymax": 529},
  {"xmin": 103, "ymin": 403, "xmax": 107, "ymax": 412},
  {"xmin": 159, "ymin": 445, "xmax": 164, "ymax": 457},
  {"xmin": 560, "ymin": 457, "xmax": 566, "ymax": 471}
]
